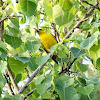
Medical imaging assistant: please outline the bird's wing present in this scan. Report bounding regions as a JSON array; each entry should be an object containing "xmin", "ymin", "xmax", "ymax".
[
  {"xmin": 51, "ymin": 34, "xmax": 58, "ymax": 43},
  {"xmin": 41, "ymin": 42, "xmax": 50, "ymax": 53}
]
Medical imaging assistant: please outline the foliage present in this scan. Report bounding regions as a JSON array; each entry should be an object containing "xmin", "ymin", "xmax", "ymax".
[{"xmin": 0, "ymin": 0, "xmax": 100, "ymax": 100}]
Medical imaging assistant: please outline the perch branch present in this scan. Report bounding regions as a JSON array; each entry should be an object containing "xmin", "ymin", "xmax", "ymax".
[{"xmin": 18, "ymin": 60, "xmax": 48, "ymax": 94}]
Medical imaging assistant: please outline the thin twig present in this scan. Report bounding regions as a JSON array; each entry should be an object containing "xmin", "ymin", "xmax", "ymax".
[
  {"xmin": 4, "ymin": 74, "xmax": 15, "ymax": 95},
  {"xmin": 0, "ymin": 15, "xmax": 21, "ymax": 23},
  {"xmin": 0, "ymin": 15, "xmax": 8, "ymax": 23},
  {"xmin": 63, "ymin": 2, "xmax": 98, "ymax": 40},
  {"xmin": 82, "ymin": 0, "xmax": 100, "ymax": 10},
  {"xmin": 25, "ymin": 68, "xmax": 30, "ymax": 78},
  {"xmin": 23, "ymin": 88, "xmax": 36, "ymax": 100},
  {"xmin": 7, "ymin": 63, "xmax": 19, "ymax": 94},
  {"xmin": 58, "ymin": 58, "xmax": 77, "ymax": 75},
  {"xmin": 51, "ymin": 22, "xmax": 60, "ymax": 42},
  {"xmin": 78, "ymin": 0, "xmax": 88, "ymax": 10}
]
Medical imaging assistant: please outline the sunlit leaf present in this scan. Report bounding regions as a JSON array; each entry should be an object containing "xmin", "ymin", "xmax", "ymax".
[
  {"xmin": 43, "ymin": 0, "xmax": 53, "ymax": 22},
  {"xmin": 0, "ymin": 61, "xmax": 7, "ymax": 74},
  {"xmin": 59, "ymin": 0, "xmax": 73, "ymax": 11},
  {"xmin": 80, "ymin": 32, "xmax": 100, "ymax": 50},
  {"xmin": 19, "ymin": 0, "xmax": 37, "ymax": 17},
  {"xmin": 7, "ymin": 25, "xmax": 20, "ymax": 36},
  {"xmin": 76, "ymin": 62, "xmax": 88, "ymax": 72},
  {"xmin": 53, "ymin": 4, "xmax": 74, "ymax": 26},
  {"xmin": 96, "ymin": 58, "xmax": 100, "ymax": 72},
  {"xmin": 0, "ymin": 73, "xmax": 6, "ymax": 88}
]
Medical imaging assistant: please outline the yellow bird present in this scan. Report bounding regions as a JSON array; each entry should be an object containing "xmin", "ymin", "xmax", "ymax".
[{"xmin": 34, "ymin": 28, "xmax": 58, "ymax": 64}]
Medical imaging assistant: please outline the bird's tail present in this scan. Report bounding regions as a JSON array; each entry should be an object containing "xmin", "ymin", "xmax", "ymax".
[{"xmin": 51, "ymin": 55, "xmax": 58, "ymax": 64}]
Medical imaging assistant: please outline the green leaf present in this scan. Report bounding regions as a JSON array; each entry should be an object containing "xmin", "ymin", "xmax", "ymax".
[
  {"xmin": 8, "ymin": 57, "xmax": 27, "ymax": 75},
  {"xmin": 19, "ymin": 0, "xmax": 37, "ymax": 17},
  {"xmin": 20, "ymin": 15, "xmax": 26, "ymax": 24},
  {"xmin": 4, "ymin": 34, "xmax": 22, "ymax": 49},
  {"xmin": 53, "ymin": 4, "xmax": 74, "ymax": 26},
  {"xmin": 15, "ymin": 56, "xmax": 29, "ymax": 63},
  {"xmin": 80, "ymin": 32, "xmax": 100, "ymax": 50},
  {"xmin": 0, "ymin": 73, "xmax": 6, "ymax": 88},
  {"xmin": 77, "ymin": 84, "xmax": 94, "ymax": 95},
  {"xmin": 54, "ymin": 75, "xmax": 74, "ymax": 88},
  {"xmin": 76, "ymin": 62, "xmax": 88, "ymax": 72},
  {"xmin": 36, "ymin": 55, "xmax": 50, "ymax": 66},
  {"xmin": 0, "ymin": 88, "xmax": 2, "ymax": 96},
  {"xmin": 71, "ymin": 47, "xmax": 86, "ymax": 58},
  {"xmin": 0, "ymin": 41, "xmax": 7, "ymax": 50},
  {"xmin": 28, "ymin": 57, "xmax": 38, "ymax": 71},
  {"xmin": 54, "ymin": 75, "xmax": 79, "ymax": 100},
  {"xmin": 89, "ymin": 40, "xmax": 100, "ymax": 65},
  {"xmin": 7, "ymin": 25, "xmax": 20, "ymax": 36},
  {"xmin": 43, "ymin": 0, "xmax": 53, "ymax": 22},
  {"xmin": 27, "ymin": 49, "xmax": 49, "ymax": 68},
  {"xmin": 36, "ymin": 75, "xmax": 52, "ymax": 95},
  {"xmin": 3, "ymin": 93, "xmax": 22, "ymax": 100},
  {"xmin": 10, "ymin": 18, "xmax": 19, "ymax": 29},
  {"xmin": 35, "ymin": 74, "xmax": 44, "ymax": 85},
  {"xmin": 0, "ymin": 61, "xmax": 7, "ymax": 74},
  {"xmin": 0, "ymin": 48, "xmax": 7, "ymax": 59},
  {"xmin": 6, "ymin": 8, "xmax": 13, "ymax": 15},
  {"xmin": 25, "ymin": 41, "xmax": 41, "ymax": 53},
  {"xmin": 78, "ymin": 77, "xmax": 86, "ymax": 86},
  {"xmin": 15, "ymin": 74, "xmax": 22, "ymax": 83},
  {"xmin": 96, "ymin": 58, "xmax": 100, "ymax": 72},
  {"xmin": 56, "ymin": 45, "xmax": 68, "ymax": 58},
  {"xmin": 42, "ymin": 91, "xmax": 52, "ymax": 99},
  {"xmin": 11, "ymin": 94, "xmax": 22, "ymax": 100},
  {"xmin": 59, "ymin": 0, "xmax": 73, "ymax": 11}
]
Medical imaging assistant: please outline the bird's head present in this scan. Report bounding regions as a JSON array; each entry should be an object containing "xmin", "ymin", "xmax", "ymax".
[{"xmin": 34, "ymin": 28, "xmax": 44, "ymax": 36}]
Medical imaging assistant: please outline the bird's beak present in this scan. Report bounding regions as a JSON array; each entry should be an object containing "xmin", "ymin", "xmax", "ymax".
[{"xmin": 34, "ymin": 28, "xmax": 39, "ymax": 32}]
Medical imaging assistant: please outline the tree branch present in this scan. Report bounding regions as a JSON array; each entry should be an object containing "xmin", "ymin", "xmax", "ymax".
[
  {"xmin": 51, "ymin": 22, "xmax": 60, "ymax": 42},
  {"xmin": 7, "ymin": 63, "xmax": 19, "ymax": 94},
  {"xmin": 58, "ymin": 58, "xmax": 77, "ymax": 75},
  {"xmin": 18, "ymin": 61, "xmax": 48, "ymax": 94},
  {"xmin": 63, "ymin": 2, "xmax": 99, "ymax": 40},
  {"xmin": 4, "ymin": 74, "xmax": 15, "ymax": 95},
  {"xmin": 23, "ymin": 88, "xmax": 36, "ymax": 100},
  {"xmin": 82, "ymin": 0, "xmax": 100, "ymax": 11},
  {"xmin": 0, "ymin": 15, "xmax": 21, "ymax": 23},
  {"xmin": 0, "ymin": 20, "xmax": 4, "ymax": 41},
  {"xmin": 0, "ymin": 15, "xmax": 8, "ymax": 23}
]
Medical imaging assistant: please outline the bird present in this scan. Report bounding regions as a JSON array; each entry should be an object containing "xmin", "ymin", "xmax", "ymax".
[{"xmin": 34, "ymin": 28, "xmax": 58, "ymax": 64}]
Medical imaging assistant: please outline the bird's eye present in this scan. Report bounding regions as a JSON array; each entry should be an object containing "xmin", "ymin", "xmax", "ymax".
[{"xmin": 39, "ymin": 29, "xmax": 42, "ymax": 31}]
